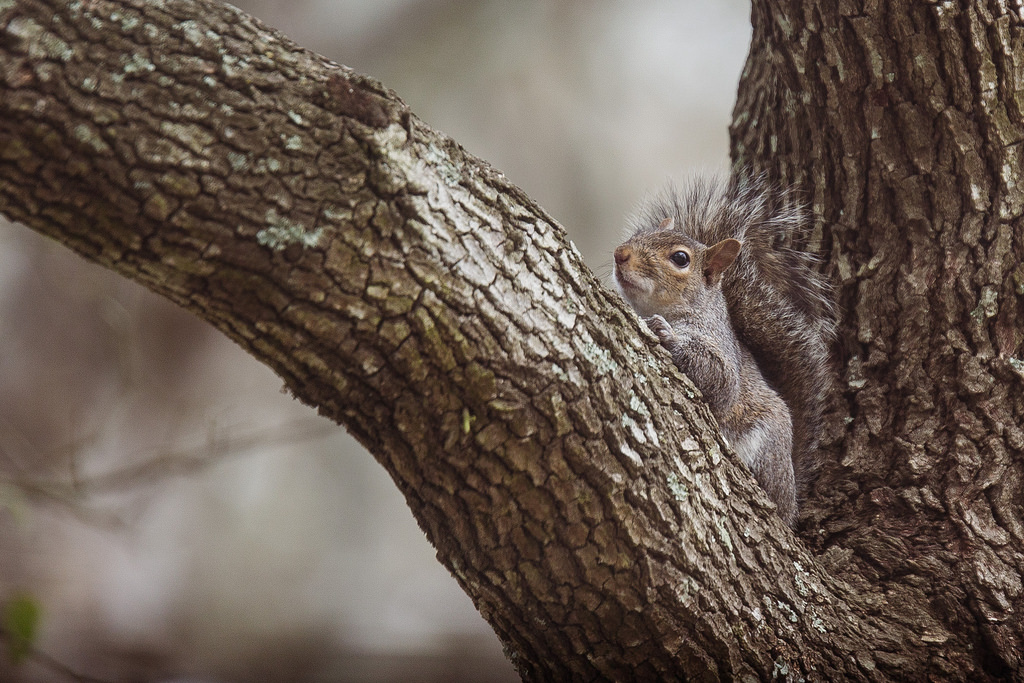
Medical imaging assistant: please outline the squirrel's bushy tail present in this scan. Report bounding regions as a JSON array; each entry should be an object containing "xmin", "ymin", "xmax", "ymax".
[{"xmin": 635, "ymin": 175, "xmax": 838, "ymax": 499}]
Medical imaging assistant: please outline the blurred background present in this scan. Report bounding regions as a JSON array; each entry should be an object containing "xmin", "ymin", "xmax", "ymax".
[{"xmin": 0, "ymin": 1, "xmax": 749, "ymax": 681}]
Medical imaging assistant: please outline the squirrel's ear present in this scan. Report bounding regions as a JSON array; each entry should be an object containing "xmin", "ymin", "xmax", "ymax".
[{"xmin": 704, "ymin": 238, "xmax": 742, "ymax": 285}]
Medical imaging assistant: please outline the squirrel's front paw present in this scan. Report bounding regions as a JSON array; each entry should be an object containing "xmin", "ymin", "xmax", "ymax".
[{"xmin": 645, "ymin": 315, "xmax": 677, "ymax": 344}]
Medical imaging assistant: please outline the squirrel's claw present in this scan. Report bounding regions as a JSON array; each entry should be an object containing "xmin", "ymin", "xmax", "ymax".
[{"xmin": 645, "ymin": 315, "xmax": 676, "ymax": 344}]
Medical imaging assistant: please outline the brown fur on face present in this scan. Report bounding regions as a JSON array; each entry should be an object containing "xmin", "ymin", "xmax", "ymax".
[{"xmin": 614, "ymin": 229, "xmax": 740, "ymax": 319}]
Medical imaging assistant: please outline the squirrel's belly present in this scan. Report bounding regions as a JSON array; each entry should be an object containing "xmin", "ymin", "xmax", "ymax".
[{"xmin": 728, "ymin": 422, "xmax": 770, "ymax": 470}]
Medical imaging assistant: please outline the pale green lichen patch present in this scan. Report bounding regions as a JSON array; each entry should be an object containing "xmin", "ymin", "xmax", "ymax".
[
  {"xmin": 322, "ymin": 204, "xmax": 353, "ymax": 223},
  {"xmin": 621, "ymin": 414, "xmax": 647, "ymax": 445},
  {"xmin": 978, "ymin": 286, "xmax": 998, "ymax": 318},
  {"xmin": 121, "ymin": 52, "xmax": 154, "ymax": 75},
  {"xmin": 666, "ymin": 472, "xmax": 688, "ymax": 502},
  {"xmin": 160, "ymin": 121, "xmax": 214, "ymax": 155},
  {"xmin": 550, "ymin": 363, "xmax": 568, "ymax": 381},
  {"xmin": 177, "ymin": 19, "xmax": 221, "ymax": 49},
  {"xmin": 619, "ymin": 442, "xmax": 642, "ymax": 467},
  {"xmin": 775, "ymin": 599, "xmax": 799, "ymax": 623},
  {"xmin": 72, "ymin": 123, "xmax": 111, "ymax": 154},
  {"xmin": 6, "ymin": 16, "xmax": 74, "ymax": 61},
  {"xmin": 716, "ymin": 518, "xmax": 733, "ymax": 553},
  {"xmin": 365, "ymin": 125, "xmax": 423, "ymax": 194},
  {"xmin": 256, "ymin": 209, "xmax": 324, "ymax": 251},
  {"xmin": 423, "ymin": 142, "xmax": 462, "ymax": 187},
  {"xmin": 645, "ymin": 421, "xmax": 660, "ymax": 448},
  {"xmin": 220, "ymin": 53, "xmax": 250, "ymax": 78},
  {"xmin": 575, "ymin": 327, "xmax": 618, "ymax": 376},
  {"xmin": 43, "ymin": 31, "xmax": 73, "ymax": 61},
  {"xmin": 115, "ymin": 10, "xmax": 141, "ymax": 31},
  {"xmin": 628, "ymin": 390, "xmax": 651, "ymax": 418},
  {"xmin": 793, "ymin": 561, "xmax": 811, "ymax": 598},
  {"xmin": 227, "ymin": 151, "xmax": 248, "ymax": 171}
]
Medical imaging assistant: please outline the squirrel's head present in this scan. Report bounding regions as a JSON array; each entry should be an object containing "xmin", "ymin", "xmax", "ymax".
[{"xmin": 614, "ymin": 217, "xmax": 741, "ymax": 317}]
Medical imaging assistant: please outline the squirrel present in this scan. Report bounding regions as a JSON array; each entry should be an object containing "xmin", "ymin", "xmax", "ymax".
[{"xmin": 613, "ymin": 175, "xmax": 836, "ymax": 526}]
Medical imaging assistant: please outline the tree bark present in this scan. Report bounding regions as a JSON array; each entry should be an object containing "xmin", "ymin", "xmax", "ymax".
[
  {"xmin": 733, "ymin": 1, "xmax": 1024, "ymax": 679},
  {"xmin": 0, "ymin": 0, "xmax": 1019, "ymax": 680}
]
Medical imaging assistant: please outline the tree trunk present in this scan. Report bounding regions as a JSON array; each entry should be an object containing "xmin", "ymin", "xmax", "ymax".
[
  {"xmin": 733, "ymin": 1, "xmax": 1024, "ymax": 679},
  {"xmin": 0, "ymin": 0, "xmax": 1019, "ymax": 679}
]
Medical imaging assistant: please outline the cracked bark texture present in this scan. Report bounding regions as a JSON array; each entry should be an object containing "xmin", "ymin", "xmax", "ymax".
[
  {"xmin": 0, "ymin": 0, "xmax": 1020, "ymax": 680},
  {"xmin": 732, "ymin": 0, "xmax": 1024, "ymax": 680}
]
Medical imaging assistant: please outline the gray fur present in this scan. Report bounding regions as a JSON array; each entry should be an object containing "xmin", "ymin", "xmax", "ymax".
[{"xmin": 621, "ymin": 174, "xmax": 836, "ymax": 519}]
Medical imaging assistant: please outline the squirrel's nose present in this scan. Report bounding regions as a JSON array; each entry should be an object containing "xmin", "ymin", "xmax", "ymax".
[{"xmin": 614, "ymin": 246, "xmax": 631, "ymax": 265}]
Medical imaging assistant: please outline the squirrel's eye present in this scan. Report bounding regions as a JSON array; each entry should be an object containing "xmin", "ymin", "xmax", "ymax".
[{"xmin": 669, "ymin": 251, "xmax": 690, "ymax": 268}]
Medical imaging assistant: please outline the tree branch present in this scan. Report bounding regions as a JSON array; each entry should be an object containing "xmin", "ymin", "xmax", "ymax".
[{"xmin": 0, "ymin": 0, "xmax": 965, "ymax": 678}]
